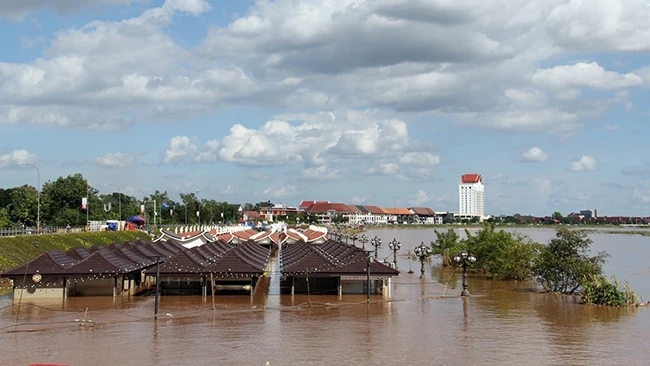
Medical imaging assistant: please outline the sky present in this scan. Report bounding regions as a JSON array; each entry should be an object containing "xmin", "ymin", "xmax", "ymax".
[{"xmin": 0, "ymin": 0, "xmax": 649, "ymax": 217}]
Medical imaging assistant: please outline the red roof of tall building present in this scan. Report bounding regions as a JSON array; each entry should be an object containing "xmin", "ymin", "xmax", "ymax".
[{"xmin": 461, "ymin": 173, "xmax": 482, "ymax": 184}]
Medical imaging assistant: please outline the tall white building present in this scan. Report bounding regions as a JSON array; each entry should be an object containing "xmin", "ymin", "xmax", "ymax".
[{"xmin": 459, "ymin": 174, "xmax": 484, "ymax": 218}]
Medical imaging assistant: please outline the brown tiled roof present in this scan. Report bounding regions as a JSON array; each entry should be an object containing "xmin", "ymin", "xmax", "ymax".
[
  {"xmin": 410, "ymin": 207, "xmax": 436, "ymax": 216},
  {"xmin": 300, "ymin": 200, "xmax": 329, "ymax": 209},
  {"xmin": 281, "ymin": 240, "xmax": 399, "ymax": 277},
  {"xmin": 206, "ymin": 240, "xmax": 270, "ymax": 276},
  {"xmin": 233, "ymin": 229, "xmax": 258, "ymax": 240},
  {"xmin": 461, "ymin": 173, "xmax": 482, "ymax": 184},
  {"xmin": 244, "ymin": 210, "xmax": 261, "ymax": 218},
  {"xmin": 216, "ymin": 233, "xmax": 234, "ymax": 243},
  {"xmin": 65, "ymin": 247, "xmax": 138, "ymax": 275},
  {"xmin": 304, "ymin": 202, "xmax": 333, "ymax": 213},
  {"xmin": 302, "ymin": 229, "xmax": 327, "ymax": 242},
  {"xmin": 364, "ymin": 205, "xmax": 385, "ymax": 214},
  {"xmin": 146, "ymin": 250, "xmax": 212, "ymax": 275},
  {"xmin": 66, "ymin": 247, "xmax": 91, "ymax": 261},
  {"xmin": 382, "ymin": 208, "xmax": 413, "ymax": 215},
  {"xmin": 1, "ymin": 250, "xmax": 77, "ymax": 277}
]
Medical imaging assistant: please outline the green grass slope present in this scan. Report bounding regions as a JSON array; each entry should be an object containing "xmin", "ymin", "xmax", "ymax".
[{"xmin": 0, "ymin": 231, "xmax": 152, "ymax": 272}]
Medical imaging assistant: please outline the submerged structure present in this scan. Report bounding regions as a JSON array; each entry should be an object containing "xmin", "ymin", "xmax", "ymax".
[{"xmin": 1, "ymin": 225, "xmax": 399, "ymax": 300}]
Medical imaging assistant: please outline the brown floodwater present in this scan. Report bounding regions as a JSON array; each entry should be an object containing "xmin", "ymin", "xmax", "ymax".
[{"xmin": 1, "ymin": 228, "xmax": 649, "ymax": 366}]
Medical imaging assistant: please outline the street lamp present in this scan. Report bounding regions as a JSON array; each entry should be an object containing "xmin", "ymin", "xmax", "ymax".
[
  {"xmin": 388, "ymin": 238, "xmax": 401, "ymax": 270},
  {"xmin": 365, "ymin": 250, "xmax": 373, "ymax": 303},
  {"xmin": 414, "ymin": 241, "xmax": 432, "ymax": 279},
  {"xmin": 358, "ymin": 234, "xmax": 369, "ymax": 250},
  {"xmin": 370, "ymin": 236, "xmax": 382, "ymax": 259},
  {"xmin": 196, "ymin": 189, "xmax": 200, "ymax": 226},
  {"xmin": 20, "ymin": 164, "xmax": 40, "ymax": 233},
  {"xmin": 350, "ymin": 234, "xmax": 358, "ymax": 246},
  {"xmin": 108, "ymin": 184, "xmax": 122, "ymax": 228},
  {"xmin": 453, "ymin": 251, "xmax": 477, "ymax": 296}
]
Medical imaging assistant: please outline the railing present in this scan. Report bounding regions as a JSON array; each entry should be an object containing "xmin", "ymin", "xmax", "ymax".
[{"xmin": 0, "ymin": 226, "xmax": 88, "ymax": 237}]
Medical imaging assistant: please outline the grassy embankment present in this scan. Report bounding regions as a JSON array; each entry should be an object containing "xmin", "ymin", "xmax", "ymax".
[{"xmin": 0, "ymin": 231, "xmax": 152, "ymax": 272}]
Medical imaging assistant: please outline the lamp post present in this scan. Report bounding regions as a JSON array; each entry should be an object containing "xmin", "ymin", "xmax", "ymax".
[
  {"xmin": 359, "ymin": 234, "xmax": 369, "ymax": 250},
  {"xmin": 350, "ymin": 234, "xmax": 358, "ymax": 246},
  {"xmin": 453, "ymin": 251, "xmax": 477, "ymax": 296},
  {"xmin": 414, "ymin": 241, "xmax": 432, "ymax": 279},
  {"xmin": 20, "ymin": 164, "xmax": 40, "ymax": 234},
  {"xmin": 370, "ymin": 236, "xmax": 382, "ymax": 259},
  {"xmin": 365, "ymin": 249, "xmax": 373, "ymax": 303},
  {"xmin": 388, "ymin": 238, "xmax": 401, "ymax": 270},
  {"xmin": 196, "ymin": 189, "xmax": 200, "ymax": 226},
  {"xmin": 108, "ymin": 184, "xmax": 122, "ymax": 229}
]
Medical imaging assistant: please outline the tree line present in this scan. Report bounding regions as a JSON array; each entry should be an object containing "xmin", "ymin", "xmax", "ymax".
[
  {"xmin": 431, "ymin": 224, "xmax": 638, "ymax": 307},
  {"xmin": 0, "ymin": 173, "xmax": 274, "ymax": 228}
]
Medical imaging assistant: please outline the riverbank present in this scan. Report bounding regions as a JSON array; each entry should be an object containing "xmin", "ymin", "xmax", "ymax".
[
  {"xmin": 356, "ymin": 224, "xmax": 650, "ymax": 236},
  {"xmin": 0, "ymin": 231, "xmax": 152, "ymax": 272}
]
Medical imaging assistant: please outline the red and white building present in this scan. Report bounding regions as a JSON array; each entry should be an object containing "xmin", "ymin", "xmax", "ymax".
[{"xmin": 459, "ymin": 173, "xmax": 485, "ymax": 218}]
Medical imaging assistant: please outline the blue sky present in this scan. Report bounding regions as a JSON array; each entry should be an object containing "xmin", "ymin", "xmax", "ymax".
[{"xmin": 1, "ymin": 0, "xmax": 649, "ymax": 217}]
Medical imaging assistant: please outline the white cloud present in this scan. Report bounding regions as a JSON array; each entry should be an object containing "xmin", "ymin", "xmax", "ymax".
[
  {"xmin": 164, "ymin": 110, "xmax": 435, "ymax": 172},
  {"xmin": 0, "ymin": 0, "xmax": 243, "ymax": 129},
  {"xmin": 413, "ymin": 190, "xmax": 430, "ymax": 206},
  {"xmin": 0, "ymin": 149, "xmax": 36, "ymax": 168},
  {"xmin": 545, "ymin": 0, "xmax": 650, "ymax": 52},
  {"xmin": 0, "ymin": 0, "xmax": 145, "ymax": 20},
  {"xmin": 521, "ymin": 147, "xmax": 549, "ymax": 162},
  {"xmin": 531, "ymin": 62, "xmax": 643, "ymax": 91},
  {"xmin": 568, "ymin": 155, "xmax": 597, "ymax": 172},
  {"xmin": 301, "ymin": 166, "xmax": 340, "ymax": 180},
  {"xmin": 262, "ymin": 184, "xmax": 300, "ymax": 199},
  {"xmin": 95, "ymin": 152, "xmax": 136, "ymax": 168},
  {"xmin": 532, "ymin": 178, "xmax": 556, "ymax": 195},
  {"xmin": 400, "ymin": 152, "xmax": 441, "ymax": 167},
  {"xmin": 366, "ymin": 162, "xmax": 399, "ymax": 175},
  {"xmin": 163, "ymin": 135, "xmax": 219, "ymax": 163},
  {"xmin": 633, "ymin": 189, "xmax": 650, "ymax": 203},
  {"xmin": 350, "ymin": 195, "xmax": 371, "ymax": 204},
  {"xmin": 2, "ymin": 0, "xmax": 648, "ymax": 136},
  {"xmin": 219, "ymin": 185, "xmax": 235, "ymax": 195}
]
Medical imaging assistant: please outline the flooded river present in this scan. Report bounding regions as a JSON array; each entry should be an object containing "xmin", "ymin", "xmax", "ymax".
[{"xmin": 1, "ymin": 228, "xmax": 649, "ymax": 365}]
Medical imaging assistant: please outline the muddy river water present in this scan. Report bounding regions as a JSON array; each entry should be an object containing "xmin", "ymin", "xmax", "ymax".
[{"xmin": 1, "ymin": 228, "xmax": 649, "ymax": 365}]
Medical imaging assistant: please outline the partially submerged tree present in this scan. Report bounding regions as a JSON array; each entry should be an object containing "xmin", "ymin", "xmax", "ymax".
[
  {"xmin": 431, "ymin": 228, "xmax": 463, "ymax": 266},
  {"xmin": 534, "ymin": 228, "xmax": 608, "ymax": 294},
  {"xmin": 463, "ymin": 223, "xmax": 540, "ymax": 281}
]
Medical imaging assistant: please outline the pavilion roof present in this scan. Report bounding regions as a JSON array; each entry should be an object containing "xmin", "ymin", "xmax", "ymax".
[
  {"xmin": 280, "ymin": 240, "xmax": 399, "ymax": 277},
  {"xmin": 1, "ymin": 250, "xmax": 78, "ymax": 277}
]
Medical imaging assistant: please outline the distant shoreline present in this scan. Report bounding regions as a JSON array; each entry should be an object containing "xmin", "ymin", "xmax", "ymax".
[{"xmin": 356, "ymin": 224, "xmax": 650, "ymax": 237}]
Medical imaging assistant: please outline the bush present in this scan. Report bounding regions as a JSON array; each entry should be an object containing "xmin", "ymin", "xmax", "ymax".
[
  {"xmin": 431, "ymin": 229, "xmax": 463, "ymax": 267},
  {"xmin": 581, "ymin": 275, "xmax": 638, "ymax": 306},
  {"xmin": 534, "ymin": 228, "xmax": 608, "ymax": 294},
  {"xmin": 462, "ymin": 223, "xmax": 541, "ymax": 281}
]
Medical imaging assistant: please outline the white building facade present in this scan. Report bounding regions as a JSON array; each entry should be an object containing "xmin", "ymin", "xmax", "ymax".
[{"xmin": 459, "ymin": 174, "xmax": 484, "ymax": 218}]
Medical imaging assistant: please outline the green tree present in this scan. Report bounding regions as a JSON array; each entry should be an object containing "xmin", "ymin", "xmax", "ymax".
[
  {"xmin": 462, "ymin": 223, "xmax": 541, "ymax": 281},
  {"xmin": 41, "ymin": 173, "xmax": 92, "ymax": 226},
  {"xmin": 533, "ymin": 228, "xmax": 608, "ymax": 294},
  {"xmin": 0, "ymin": 207, "xmax": 12, "ymax": 227},
  {"xmin": 430, "ymin": 229, "xmax": 463, "ymax": 266},
  {"xmin": 7, "ymin": 185, "xmax": 38, "ymax": 226},
  {"xmin": 552, "ymin": 211, "xmax": 563, "ymax": 221}
]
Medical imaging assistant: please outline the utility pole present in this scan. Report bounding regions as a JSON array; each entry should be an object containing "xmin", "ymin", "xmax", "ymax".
[
  {"xmin": 86, "ymin": 183, "xmax": 89, "ymax": 231},
  {"xmin": 109, "ymin": 184, "xmax": 122, "ymax": 229}
]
